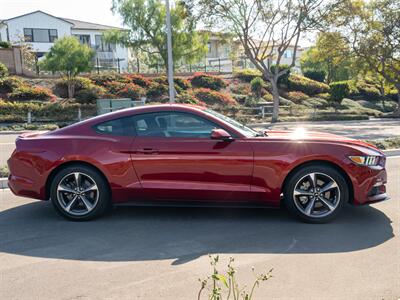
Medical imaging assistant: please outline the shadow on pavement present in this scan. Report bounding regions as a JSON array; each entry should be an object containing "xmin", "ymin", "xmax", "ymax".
[{"xmin": 0, "ymin": 201, "xmax": 394, "ymax": 264}]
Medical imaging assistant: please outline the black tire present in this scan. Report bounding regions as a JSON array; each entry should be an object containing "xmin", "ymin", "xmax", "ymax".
[
  {"xmin": 283, "ymin": 164, "xmax": 348, "ymax": 223},
  {"xmin": 50, "ymin": 164, "xmax": 111, "ymax": 221}
]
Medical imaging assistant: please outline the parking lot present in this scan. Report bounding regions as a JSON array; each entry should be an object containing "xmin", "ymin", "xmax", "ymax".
[{"xmin": 0, "ymin": 156, "xmax": 399, "ymax": 299}]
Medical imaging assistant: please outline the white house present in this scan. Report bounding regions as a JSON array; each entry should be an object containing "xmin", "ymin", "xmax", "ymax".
[{"xmin": 0, "ymin": 10, "xmax": 129, "ymax": 72}]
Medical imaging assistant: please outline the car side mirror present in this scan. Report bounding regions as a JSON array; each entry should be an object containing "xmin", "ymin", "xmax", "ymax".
[{"xmin": 210, "ymin": 129, "xmax": 233, "ymax": 141}]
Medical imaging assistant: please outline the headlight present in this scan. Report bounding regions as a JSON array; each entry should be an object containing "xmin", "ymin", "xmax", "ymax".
[{"xmin": 349, "ymin": 155, "xmax": 380, "ymax": 166}]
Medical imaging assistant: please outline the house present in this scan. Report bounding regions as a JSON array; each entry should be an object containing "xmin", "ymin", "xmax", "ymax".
[
  {"xmin": 0, "ymin": 10, "xmax": 129, "ymax": 72},
  {"xmin": 205, "ymin": 31, "xmax": 305, "ymax": 73}
]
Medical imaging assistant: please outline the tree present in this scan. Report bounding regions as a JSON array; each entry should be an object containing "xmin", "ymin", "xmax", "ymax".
[
  {"xmin": 332, "ymin": 0, "xmax": 400, "ymax": 114},
  {"xmin": 40, "ymin": 36, "xmax": 94, "ymax": 98},
  {"xmin": 193, "ymin": 0, "xmax": 336, "ymax": 122},
  {"xmin": 107, "ymin": 0, "xmax": 208, "ymax": 72},
  {"xmin": 300, "ymin": 32, "xmax": 352, "ymax": 83}
]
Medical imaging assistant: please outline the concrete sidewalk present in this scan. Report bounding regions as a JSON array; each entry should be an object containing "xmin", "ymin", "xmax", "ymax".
[{"xmin": 250, "ymin": 118, "xmax": 400, "ymax": 140}]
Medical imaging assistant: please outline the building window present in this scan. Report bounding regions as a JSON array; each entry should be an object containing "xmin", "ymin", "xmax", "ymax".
[
  {"xmin": 284, "ymin": 49, "xmax": 292, "ymax": 58},
  {"xmin": 95, "ymin": 35, "xmax": 116, "ymax": 52},
  {"xmin": 74, "ymin": 34, "xmax": 91, "ymax": 45},
  {"xmin": 23, "ymin": 28, "xmax": 58, "ymax": 43}
]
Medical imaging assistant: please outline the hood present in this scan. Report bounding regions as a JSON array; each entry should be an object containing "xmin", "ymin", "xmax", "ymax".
[{"xmin": 263, "ymin": 129, "xmax": 383, "ymax": 154}]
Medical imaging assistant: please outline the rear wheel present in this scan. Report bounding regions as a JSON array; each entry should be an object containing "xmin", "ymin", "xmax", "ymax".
[
  {"xmin": 283, "ymin": 164, "xmax": 348, "ymax": 223},
  {"xmin": 50, "ymin": 165, "xmax": 111, "ymax": 221}
]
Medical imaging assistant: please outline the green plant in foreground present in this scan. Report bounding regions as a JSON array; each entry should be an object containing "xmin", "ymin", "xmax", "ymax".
[
  {"xmin": 198, "ymin": 255, "xmax": 273, "ymax": 300},
  {"xmin": 0, "ymin": 165, "xmax": 9, "ymax": 178}
]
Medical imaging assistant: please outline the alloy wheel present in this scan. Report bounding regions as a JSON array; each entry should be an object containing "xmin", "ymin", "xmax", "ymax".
[
  {"xmin": 56, "ymin": 172, "xmax": 99, "ymax": 216},
  {"xmin": 292, "ymin": 172, "xmax": 341, "ymax": 218}
]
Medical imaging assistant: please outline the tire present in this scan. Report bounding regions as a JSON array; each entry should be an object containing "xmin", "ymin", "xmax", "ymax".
[
  {"xmin": 50, "ymin": 164, "xmax": 111, "ymax": 221},
  {"xmin": 283, "ymin": 164, "xmax": 348, "ymax": 223}
]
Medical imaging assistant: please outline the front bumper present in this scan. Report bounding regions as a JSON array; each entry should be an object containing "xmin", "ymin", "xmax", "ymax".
[{"xmin": 352, "ymin": 166, "xmax": 389, "ymax": 205}]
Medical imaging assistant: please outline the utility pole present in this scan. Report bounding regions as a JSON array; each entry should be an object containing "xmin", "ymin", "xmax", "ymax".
[{"xmin": 165, "ymin": 0, "xmax": 175, "ymax": 103}]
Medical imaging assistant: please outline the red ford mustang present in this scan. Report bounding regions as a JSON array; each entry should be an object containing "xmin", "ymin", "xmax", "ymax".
[{"xmin": 7, "ymin": 104, "xmax": 388, "ymax": 222}]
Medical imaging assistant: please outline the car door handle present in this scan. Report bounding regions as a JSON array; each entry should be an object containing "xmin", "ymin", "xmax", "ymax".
[{"xmin": 136, "ymin": 148, "xmax": 159, "ymax": 154}]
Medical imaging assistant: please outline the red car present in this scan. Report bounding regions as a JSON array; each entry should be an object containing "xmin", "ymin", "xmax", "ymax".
[{"xmin": 7, "ymin": 104, "xmax": 388, "ymax": 223}]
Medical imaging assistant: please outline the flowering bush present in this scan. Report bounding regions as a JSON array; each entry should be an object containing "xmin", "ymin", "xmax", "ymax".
[
  {"xmin": 176, "ymin": 91, "xmax": 205, "ymax": 106},
  {"xmin": 174, "ymin": 77, "xmax": 191, "ymax": 91},
  {"xmin": 53, "ymin": 77, "xmax": 93, "ymax": 98},
  {"xmin": 8, "ymin": 85, "xmax": 55, "ymax": 101},
  {"xmin": 146, "ymin": 82, "xmax": 168, "ymax": 99},
  {"xmin": 125, "ymin": 74, "xmax": 151, "ymax": 87},
  {"xmin": 103, "ymin": 81, "xmax": 126, "ymax": 94},
  {"xmin": 75, "ymin": 85, "xmax": 107, "ymax": 104},
  {"xmin": 0, "ymin": 76, "xmax": 25, "ymax": 93},
  {"xmin": 116, "ymin": 83, "xmax": 145, "ymax": 100},
  {"xmin": 286, "ymin": 91, "xmax": 310, "ymax": 103},
  {"xmin": 190, "ymin": 72, "xmax": 227, "ymax": 91},
  {"xmin": 193, "ymin": 88, "xmax": 236, "ymax": 106},
  {"xmin": 88, "ymin": 72, "xmax": 128, "ymax": 86}
]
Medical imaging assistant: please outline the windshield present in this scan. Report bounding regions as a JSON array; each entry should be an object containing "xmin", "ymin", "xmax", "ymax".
[{"xmin": 204, "ymin": 108, "xmax": 261, "ymax": 137}]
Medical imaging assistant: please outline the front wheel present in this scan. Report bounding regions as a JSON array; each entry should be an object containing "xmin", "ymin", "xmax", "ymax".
[
  {"xmin": 50, "ymin": 165, "xmax": 111, "ymax": 221},
  {"xmin": 283, "ymin": 164, "xmax": 349, "ymax": 223}
]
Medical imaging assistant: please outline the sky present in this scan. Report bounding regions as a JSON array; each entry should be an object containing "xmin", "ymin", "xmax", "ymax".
[
  {"xmin": 0, "ymin": 0, "xmax": 315, "ymax": 46},
  {"xmin": 0, "ymin": 0, "xmax": 124, "ymax": 27}
]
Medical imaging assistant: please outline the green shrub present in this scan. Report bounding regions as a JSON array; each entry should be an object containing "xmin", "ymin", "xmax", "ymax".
[
  {"xmin": 116, "ymin": 83, "xmax": 145, "ymax": 100},
  {"xmin": 250, "ymin": 77, "xmax": 264, "ymax": 98},
  {"xmin": 75, "ymin": 85, "xmax": 106, "ymax": 104},
  {"xmin": 8, "ymin": 85, "xmax": 55, "ymax": 101},
  {"xmin": 176, "ymin": 91, "xmax": 204, "ymax": 105},
  {"xmin": 0, "ymin": 76, "xmax": 24, "ymax": 93},
  {"xmin": 0, "ymin": 63, "xmax": 8, "ymax": 78},
  {"xmin": 263, "ymin": 91, "xmax": 273, "ymax": 102},
  {"xmin": 271, "ymin": 64, "xmax": 291, "ymax": 85},
  {"xmin": 0, "ymin": 41, "xmax": 12, "ymax": 49},
  {"xmin": 234, "ymin": 69, "xmax": 262, "ymax": 82},
  {"xmin": 125, "ymin": 74, "xmax": 151, "ymax": 87},
  {"xmin": 190, "ymin": 72, "xmax": 227, "ymax": 90},
  {"xmin": 0, "ymin": 165, "xmax": 9, "ymax": 177},
  {"xmin": 88, "ymin": 72, "xmax": 128, "ymax": 86},
  {"xmin": 146, "ymin": 82, "xmax": 168, "ymax": 99},
  {"xmin": 53, "ymin": 77, "xmax": 93, "ymax": 98},
  {"xmin": 329, "ymin": 81, "xmax": 350, "ymax": 105},
  {"xmin": 193, "ymin": 88, "xmax": 236, "ymax": 105},
  {"xmin": 355, "ymin": 81, "xmax": 381, "ymax": 100},
  {"xmin": 288, "ymin": 74, "xmax": 330, "ymax": 95},
  {"xmin": 286, "ymin": 91, "xmax": 310, "ymax": 103},
  {"xmin": 303, "ymin": 70, "xmax": 326, "ymax": 82}
]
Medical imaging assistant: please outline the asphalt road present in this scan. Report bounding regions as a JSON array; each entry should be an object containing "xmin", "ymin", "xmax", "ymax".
[{"xmin": 0, "ymin": 157, "xmax": 399, "ymax": 299}]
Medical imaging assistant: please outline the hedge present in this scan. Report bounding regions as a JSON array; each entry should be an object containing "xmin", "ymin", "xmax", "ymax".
[
  {"xmin": 125, "ymin": 74, "xmax": 151, "ymax": 87},
  {"xmin": 116, "ymin": 83, "xmax": 145, "ymax": 100},
  {"xmin": 288, "ymin": 74, "xmax": 330, "ymax": 95},
  {"xmin": 270, "ymin": 64, "xmax": 291, "ymax": 85},
  {"xmin": 234, "ymin": 69, "xmax": 262, "ymax": 82},
  {"xmin": 8, "ymin": 85, "xmax": 55, "ymax": 101},
  {"xmin": 75, "ymin": 85, "xmax": 107, "ymax": 104},
  {"xmin": 329, "ymin": 81, "xmax": 350, "ymax": 105},
  {"xmin": 303, "ymin": 70, "xmax": 326, "ymax": 83},
  {"xmin": 0, "ymin": 76, "xmax": 24, "ymax": 93}
]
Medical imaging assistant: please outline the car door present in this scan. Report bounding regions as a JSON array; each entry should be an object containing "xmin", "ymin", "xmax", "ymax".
[{"xmin": 129, "ymin": 111, "xmax": 254, "ymax": 202}]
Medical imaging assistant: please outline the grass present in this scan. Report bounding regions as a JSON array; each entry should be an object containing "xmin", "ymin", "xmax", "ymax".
[
  {"xmin": 0, "ymin": 165, "xmax": 9, "ymax": 178},
  {"xmin": 363, "ymin": 137, "xmax": 400, "ymax": 150}
]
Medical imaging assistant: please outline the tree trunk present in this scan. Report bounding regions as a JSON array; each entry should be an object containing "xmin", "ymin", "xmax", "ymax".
[
  {"xmin": 67, "ymin": 79, "xmax": 75, "ymax": 99},
  {"xmin": 271, "ymin": 79, "xmax": 280, "ymax": 123}
]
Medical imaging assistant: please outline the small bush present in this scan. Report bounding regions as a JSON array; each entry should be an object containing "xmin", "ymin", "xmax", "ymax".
[
  {"xmin": 53, "ymin": 77, "xmax": 93, "ymax": 98},
  {"xmin": 176, "ymin": 91, "xmax": 204, "ymax": 106},
  {"xmin": 0, "ymin": 41, "xmax": 12, "ymax": 49},
  {"xmin": 288, "ymin": 74, "xmax": 330, "ymax": 95},
  {"xmin": 329, "ymin": 81, "xmax": 350, "ymax": 105},
  {"xmin": 0, "ymin": 165, "xmax": 9, "ymax": 177},
  {"xmin": 303, "ymin": 70, "xmax": 326, "ymax": 82},
  {"xmin": 116, "ymin": 83, "xmax": 145, "ymax": 100},
  {"xmin": 263, "ymin": 91, "xmax": 273, "ymax": 102},
  {"xmin": 286, "ymin": 91, "xmax": 310, "ymax": 103},
  {"xmin": 125, "ymin": 74, "xmax": 151, "ymax": 87},
  {"xmin": 250, "ymin": 77, "xmax": 264, "ymax": 98},
  {"xmin": 190, "ymin": 72, "xmax": 227, "ymax": 91},
  {"xmin": 146, "ymin": 82, "xmax": 168, "ymax": 99},
  {"xmin": 75, "ymin": 85, "xmax": 106, "ymax": 104},
  {"xmin": 0, "ymin": 63, "xmax": 8, "ymax": 78},
  {"xmin": 8, "ymin": 85, "xmax": 55, "ymax": 101},
  {"xmin": 355, "ymin": 81, "xmax": 381, "ymax": 100},
  {"xmin": 270, "ymin": 64, "xmax": 291, "ymax": 85},
  {"xmin": 193, "ymin": 88, "xmax": 236, "ymax": 106},
  {"xmin": 234, "ymin": 69, "xmax": 262, "ymax": 82},
  {"xmin": 0, "ymin": 76, "xmax": 24, "ymax": 93}
]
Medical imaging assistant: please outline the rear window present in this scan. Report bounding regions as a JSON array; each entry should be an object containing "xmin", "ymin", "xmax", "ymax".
[{"xmin": 93, "ymin": 117, "xmax": 135, "ymax": 136}]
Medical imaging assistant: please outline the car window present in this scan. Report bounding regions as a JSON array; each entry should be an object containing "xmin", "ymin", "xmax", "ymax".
[
  {"xmin": 94, "ymin": 117, "xmax": 134, "ymax": 136},
  {"xmin": 132, "ymin": 112, "xmax": 219, "ymax": 138}
]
